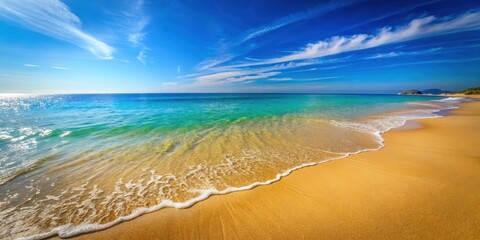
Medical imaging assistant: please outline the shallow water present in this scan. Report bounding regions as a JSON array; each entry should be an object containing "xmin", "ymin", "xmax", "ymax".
[{"xmin": 0, "ymin": 94, "xmax": 465, "ymax": 239}]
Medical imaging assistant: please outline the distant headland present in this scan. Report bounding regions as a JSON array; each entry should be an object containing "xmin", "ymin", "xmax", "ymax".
[{"xmin": 399, "ymin": 87, "xmax": 480, "ymax": 95}]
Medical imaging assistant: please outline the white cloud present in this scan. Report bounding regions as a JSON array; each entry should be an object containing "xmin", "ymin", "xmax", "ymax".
[
  {"xmin": 162, "ymin": 82, "xmax": 177, "ymax": 85},
  {"xmin": 360, "ymin": 57, "xmax": 480, "ymax": 70},
  {"xmin": 298, "ymin": 77, "xmax": 338, "ymax": 81},
  {"xmin": 243, "ymin": 0, "xmax": 358, "ymax": 42},
  {"xmin": 128, "ymin": 31, "xmax": 147, "ymax": 46},
  {"xmin": 263, "ymin": 10, "xmax": 480, "ymax": 64},
  {"xmin": 0, "ymin": 0, "xmax": 114, "ymax": 59},
  {"xmin": 196, "ymin": 54, "xmax": 233, "ymax": 71},
  {"xmin": 268, "ymin": 77, "xmax": 293, "ymax": 81},
  {"xmin": 340, "ymin": 0, "xmax": 442, "ymax": 34},
  {"xmin": 193, "ymin": 71, "xmax": 281, "ymax": 87},
  {"xmin": 197, "ymin": 71, "xmax": 245, "ymax": 82},
  {"xmin": 367, "ymin": 47, "xmax": 442, "ymax": 59},
  {"xmin": 241, "ymin": 81, "xmax": 255, "ymax": 84},
  {"xmin": 290, "ymin": 65, "xmax": 345, "ymax": 73},
  {"xmin": 188, "ymin": 9, "xmax": 480, "ymax": 88},
  {"xmin": 107, "ymin": 0, "xmax": 149, "ymax": 64},
  {"xmin": 268, "ymin": 76, "xmax": 338, "ymax": 81},
  {"xmin": 189, "ymin": 61, "xmax": 317, "ymax": 87},
  {"xmin": 123, "ymin": 0, "xmax": 149, "ymax": 46},
  {"xmin": 24, "ymin": 64, "xmax": 39, "ymax": 67},
  {"xmin": 137, "ymin": 50, "xmax": 147, "ymax": 65},
  {"xmin": 224, "ymin": 71, "xmax": 280, "ymax": 83},
  {"xmin": 196, "ymin": 1, "xmax": 359, "ymax": 71},
  {"xmin": 52, "ymin": 66, "xmax": 69, "ymax": 70}
]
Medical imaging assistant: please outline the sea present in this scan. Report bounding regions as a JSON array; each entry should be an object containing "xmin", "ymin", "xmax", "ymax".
[{"xmin": 0, "ymin": 93, "xmax": 467, "ymax": 239}]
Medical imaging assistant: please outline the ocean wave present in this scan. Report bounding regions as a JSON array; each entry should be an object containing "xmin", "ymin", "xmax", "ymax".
[
  {"xmin": 60, "ymin": 131, "xmax": 71, "ymax": 138},
  {"xmin": 433, "ymin": 97, "xmax": 463, "ymax": 102}
]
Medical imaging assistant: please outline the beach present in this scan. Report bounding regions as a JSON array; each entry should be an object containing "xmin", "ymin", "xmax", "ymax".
[
  {"xmin": 70, "ymin": 100, "xmax": 480, "ymax": 239},
  {"xmin": 0, "ymin": 94, "xmax": 476, "ymax": 239}
]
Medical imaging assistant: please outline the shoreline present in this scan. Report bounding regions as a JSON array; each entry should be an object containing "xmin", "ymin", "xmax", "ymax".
[
  {"xmin": 70, "ymin": 99, "xmax": 480, "ymax": 239},
  {"xmin": 0, "ymin": 95, "xmax": 462, "ymax": 239}
]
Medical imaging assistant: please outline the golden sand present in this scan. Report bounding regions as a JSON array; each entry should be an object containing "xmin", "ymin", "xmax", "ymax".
[{"xmin": 73, "ymin": 101, "xmax": 480, "ymax": 240}]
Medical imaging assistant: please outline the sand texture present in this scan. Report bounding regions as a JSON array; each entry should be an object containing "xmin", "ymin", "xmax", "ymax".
[{"xmin": 73, "ymin": 101, "xmax": 480, "ymax": 240}]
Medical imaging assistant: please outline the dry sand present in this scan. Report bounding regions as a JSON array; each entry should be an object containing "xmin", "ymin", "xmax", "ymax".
[{"xmin": 73, "ymin": 101, "xmax": 480, "ymax": 240}]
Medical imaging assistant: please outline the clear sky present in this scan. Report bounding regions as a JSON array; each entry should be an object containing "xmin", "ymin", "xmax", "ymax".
[{"xmin": 0, "ymin": 0, "xmax": 479, "ymax": 94}]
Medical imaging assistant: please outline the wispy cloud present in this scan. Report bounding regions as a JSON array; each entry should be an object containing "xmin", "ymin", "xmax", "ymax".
[
  {"xmin": 108, "ymin": 0, "xmax": 149, "ymax": 64},
  {"xmin": 268, "ymin": 76, "xmax": 338, "ymax": 82},
  {"xmin": 125, "ymin": 0, "xmax": 149, "ymax": 47},
  {"xmin": 196, "ymin": 54, "xmax": 234, "ymax": 71},
  {"xmin": 51, "ymin": 66, "xmax": 69, "ymax": 70},
  {"xmin": 299, "ymin": 77, "xmax": 339, "ymax": 81},
  {"xmin": 268, "ymin": 77, "xmax": 293, "ymax": 81},
  {"xmin": 188, "ymin": 9, "xmax": 480, "ymax": 87},
  {"xmin": 194, "ymin": 71, "xmax": 281, "ymax": 87},
  {"xmin": 136, "ymin": 50, "xmax": 147, "ymax": 65},
  {"xmin": 196, "ymin": 71, "xmax": 246, "ymax": 82},
  {"xmin": 339, "ymin": 0, "xmax": 442, "ymax": 34},
  {"xmin": 290, "ymin": 65, "xmax": 345, "ymax": 73},
  {"xmin": 367, "ymin": 47, "xmax": 442, "ymax": 59},
  {"xmin": 223, "ymin": 71, "xmax": 281, "ymax": 83},
  {"xmin": 358, "ymin": 57, "xmax": 480, "ymax": 70},
  {"xmin": 242, "ymin": 0, "xmax": 359, "ymax": 43},
  {"xmin": 190, "ymin": 61, "xmax": 313, "ymax": 86},
  {"xmin": 107, "ymin": 0, "xmax": 149, "ymax": 45},
  {"xmin": 260, "ymin": 9, "xmax": 480, "ymax": 65},
  {"xmin": 104, "ymin": 0, "xmax": 149, "ymax": 64},
  {"xmin": 0, "ymin": 0, "xmax": 114, "ymax": 59},
  {"xmin": 197, "ymin": 1, "xmax": 360, "ymax": 70},
  {"xmin": 24, "ymin": 64, "xmax": 39, "ymax": 67}
]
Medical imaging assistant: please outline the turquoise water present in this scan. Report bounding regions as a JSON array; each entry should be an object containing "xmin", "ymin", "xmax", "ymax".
[{"xmin": 0, "ymin": 93, "xmax": 462, "ymax": 239}]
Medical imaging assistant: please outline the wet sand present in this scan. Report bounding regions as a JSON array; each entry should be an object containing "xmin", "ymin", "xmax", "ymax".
[{"xmin": 73, "ymin": 100, "xmax": 480, "ymax": 240}]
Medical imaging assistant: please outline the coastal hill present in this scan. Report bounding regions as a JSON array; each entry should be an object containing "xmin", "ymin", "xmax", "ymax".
[
  {"xmin": 399, "ymin": 87, "xmax": 479, "ymax": 95},
  {"xmin": 422, "ymin": 89, "xmax": 453, "ymax": 94},
  {"xmin": 398, "ymin": 89, "xmax": 422, "ymax": 95},
  {"xmin": 455, "ymin": 87, "xmax": 480, "ymax": 95}
]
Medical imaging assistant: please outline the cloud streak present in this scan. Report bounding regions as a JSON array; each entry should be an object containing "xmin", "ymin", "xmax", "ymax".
[
  {"xmin": 194, "ymin": 71, "xmax": 281, "ymax": 87},
  {"xmin": 189, "ymin": 9, "xmax": 480, "ymax": 87},
  {"xmin": 109, "ymin": 0, "xmax": 150, "ymax": 65},
  {"xmin": 367, "ymin": 47, "xmax": 442, "ymax": 59},
  {"xmin": 191, "ymin": 61, "xmax": 314, "ymax": 85},
  {"xmin": 196, "ymin": 0, "xmax": 360, "ymax": 70},
  {"xmin": 137, "ymin": 50, "xmax": 147, "ymax": 65},
  {"xmin": 268, "ymin": 77, "xmax": 293, "ymax": 81},
  {"xmin": 24, "ymin": 64, "xmax": 39, "ymax": 67},
  {"xmin": 51, "ymin": 66, "xmax": 69, "ymax": 70},
  {"xmin": 0, "ymin": 0, "xmax": 114, "ymax": 59},
  {"xmin": 124, "ymin": 0, "xmax": 149, "ymax": 47},
  {"xmin": 243, "ymin": 0, "xmax": 359, "ymax": 43},
  {"xmin": 105, "ymin": 0, "xmax": 149, "ymax": 46},
  {"xmin": 262, "ymin": 9, "xmax": 480, "ymax": 64},
  {"xmin": 358, "ymin": 57, "xmax": 480, "ymax": 70}
]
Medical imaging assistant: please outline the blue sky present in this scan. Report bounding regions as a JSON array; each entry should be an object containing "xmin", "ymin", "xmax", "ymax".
[{"xmin": 0, "ymin": 0, "xmax": 479, "ymax": 93}]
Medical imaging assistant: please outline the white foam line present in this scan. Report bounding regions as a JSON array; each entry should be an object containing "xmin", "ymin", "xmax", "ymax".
[
  {"xmin": 21, "ymin": 150, "xmax": 367, "ymax": 240},
  {"xmin": 433, "ymin": 97, "xmax": 463, "ymax": 102},
  {"xmin": 20, "ymin": 98, "xmax": 463, "ymax": 240}
]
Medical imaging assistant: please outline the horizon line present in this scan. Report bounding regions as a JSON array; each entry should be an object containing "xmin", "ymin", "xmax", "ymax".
[{"xmin": 0, "ymin": 91, "xmax": 446, "ymax": 95}]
